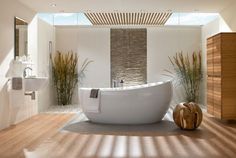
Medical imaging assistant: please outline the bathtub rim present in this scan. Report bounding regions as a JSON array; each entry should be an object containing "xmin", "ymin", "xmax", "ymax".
[{"xmin": 79, "ymin": 80, "xmax": 172, "ymax": 92}]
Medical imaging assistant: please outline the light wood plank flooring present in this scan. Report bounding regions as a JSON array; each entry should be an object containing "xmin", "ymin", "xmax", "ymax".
[{"xmin": 0, "ymin": 113, "xmax": 236, "ymax": 158}]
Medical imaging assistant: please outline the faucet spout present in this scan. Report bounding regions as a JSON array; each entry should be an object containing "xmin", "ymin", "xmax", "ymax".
[{"xmin": 23, "ymin": 67, "xmax": 33, "ymax": 78}]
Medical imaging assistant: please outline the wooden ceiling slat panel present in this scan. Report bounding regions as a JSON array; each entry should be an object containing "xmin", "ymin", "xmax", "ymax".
[
  {"xmin": 111, "ymin": 13, "xmax": 116, "ymax": 25},
  {"xmin": 135, "ymin": 13, "xmax": 138, "ymax": 24},
  {"xmin": 153, "ymin": 13, "xmax": 160, "ymax": 25},
  {"xmin": 89, "ymin": 13, "xmax": 96, "ymax": 25},
  {"xmin": 134, "ymin": 13, "xmax": 137, "ymax": 24},
  {"xmin": 149, "ymin": 13, "xmax": 155, "ymax": 25},
  {"xmin": 90, "ymin": 13, "xmax": 99, "ymax": 25},
  {"xmin": 97, "ymin": 13, "xmax": 105, "ymax": 25},
  {"xmin": 150, "ymin": 13, "xmax": 157, "ymax": 25},
  {"xmin": 123, "ymin": 13, "xmax": 126, "ymax": 24},
  {"xmin": 128, "ymin": 13, "xmax": 131, "ymax": 24},
  {"xmin": 155, "ymin": 13, "xmax": 162, "ymax": 25},
  {"xmin": 129, "ymin": 13, "xmax": 132, "ymax": 24},
  {"xmin": 103, "ymin": 13, "xmax": 109, "ymax": 25},
  {"xmin": 114, "ymin": 13, "xmax": 119, "ymax": 25},
  {"xmin": 140, "ymin": 13, "xmax": 145, "ymax": 24},
  {"xmin": 144, "ymin": 12, "xmax": 149, "ymax": 24},
  {"xmin": 152, "ymin": 13, "xmax": 158, "ymax": 25},
  {"xmin": 160, "ymin": 13, "xmax": 168, "ymax": 25},
  {"xmin": 158, "ymin": 13, "xmax": 163, "ymax": 25},
  {"xmin": 84, "ymin": 12, "xmax": 172, "ymax": 25},
  {"xmin": 159, "ymin": 13, "xmax": 166, "ymax": 25},
  {"xmin": 145, "ymin": 13, "xmax": 149, "ymax": 24},
  {"xmin": 146, "ymin": 13, "xmax": 152, "ymax": 24},
  {"xmin": 131, "ymin": 13, "xmax": 133, "ymax": 24},
  {"xmin": 116, "ymin": 13, "xmax": 119, "ymax": 24},
  {"xmin": 120, "ymin": 13, "xmax": 124, "ymax": 25},
  {"xmin": 133, "ymin": 13, "xmax": 135, "ymax": 24},
  {"xmin": 138, "ymin": 13, "xmax": 143, "ymax": 24},
  {"xmin": 118, "ymin": 13, "xmax": 122, "ymax": 24},
  {"xmin": 163, "ymin": 13, "xmax": 172, "ymax": 24},
  {"xmin": 93, "ymin": 13, "xmax": 102, "ymax": 25},
  {"xmin": 162, "ymin": 13, "xmax": 169, "ymax": 25},
  {"xmin": 108, "ymin": 13, "xmax": 114, "ymax": 25},
  {"xmin": 102, "ymin": 13, "xmax": 109, "ymax": 25},
  {"xmin": 149, "ymin": 13, "xmax": 153, "ymax": 24},
  {"xmin": 146, "ymin": 13, "xmax": 150, "ymax": 24}
]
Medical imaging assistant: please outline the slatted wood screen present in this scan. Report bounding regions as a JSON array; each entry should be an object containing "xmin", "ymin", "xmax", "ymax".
[{"xmin": 85, "ymin": 12, "xmax": 172, "ymax": 25}]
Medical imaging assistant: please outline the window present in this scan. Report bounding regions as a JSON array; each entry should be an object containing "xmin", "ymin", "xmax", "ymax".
[
  {"xmin": 165, "ymin": 13, "xmax": 219, "ymax": 26},
  {"xmin": 37, "ymin": 13, "xmax": 92, "ymax": 26}
]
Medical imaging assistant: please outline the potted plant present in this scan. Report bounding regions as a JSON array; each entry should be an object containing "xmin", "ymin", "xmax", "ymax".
[
  {"xmin": 167, "ymin": 51, "xmax": 203, "ymax": 130},
  {"xmin": 50, "ymin": 51, "xmax": 92, "ymax": 105}
]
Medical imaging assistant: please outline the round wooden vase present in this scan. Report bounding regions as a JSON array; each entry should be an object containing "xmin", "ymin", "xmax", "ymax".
[{"xmin": 173, "ymin": 102, "xmax": 203, "ymax": 130}]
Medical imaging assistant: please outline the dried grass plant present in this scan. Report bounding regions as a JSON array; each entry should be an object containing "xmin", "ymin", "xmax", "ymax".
[
  {"xmin": 166, "ymin": 51, "xmax": 203, "ymax": 103},
  {"xmin": 50, "ymin": 51, "xmax": 92, "ymax": 105}
]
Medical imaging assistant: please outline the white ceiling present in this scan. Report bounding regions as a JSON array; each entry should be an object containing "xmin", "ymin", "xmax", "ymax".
[{"xmin": 18, "ymin": 0, "xmax": 234, "ymax": 13}]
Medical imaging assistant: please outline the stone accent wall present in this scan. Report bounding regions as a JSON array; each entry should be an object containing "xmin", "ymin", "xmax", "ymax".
[{"xmin": 111, "ymin": 28, "xmax": 147, "ymax": 86}]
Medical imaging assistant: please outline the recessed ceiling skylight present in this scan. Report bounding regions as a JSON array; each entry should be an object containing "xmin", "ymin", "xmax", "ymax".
[
  {"xmin": 37, "ymin": 13, "xmax": 92, "ymax": 26},
  {"xmin": 165, "ymin": 13, "xmax": 219, "ymax": 26},
  {"xmin": 53, "ymin": 13, "xmax": 78, "ymax": 25},
  {"xmin": 38, "ymin": 13, "xmax": 54, "ymax": 25}
]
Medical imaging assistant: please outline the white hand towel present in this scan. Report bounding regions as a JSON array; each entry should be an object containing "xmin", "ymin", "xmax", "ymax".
[{"xmin": 79, "ymin": 88, "xmax": 101, "ymax": 113}]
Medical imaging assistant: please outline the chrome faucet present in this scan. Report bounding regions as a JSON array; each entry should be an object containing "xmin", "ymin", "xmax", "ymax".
[
  {"xmin": 23, "ymin": 67, "xmax": 32, "ymax": 78},
  {"xmin": 113, "ymin": 79, "xmax": 118, "ymax": 88}
]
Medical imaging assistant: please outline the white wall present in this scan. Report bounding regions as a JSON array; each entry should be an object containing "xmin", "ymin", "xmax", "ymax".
[
  {"xmin": 220, "ymin": 1, "xmax": 236, "ymax": 31},
  {"xmin": 147, "ymin": 27, "xmax": 202, "ymax": 105},
  {"xmin": 37, "ymin": 18, "xmax": 55, "ymax": 111},
  {"xmin": 0, "ymin": 0, "xmax": 35, "ymax": 130},
  {"xmin": 56, "ymin": 27, "xmax": 111, "ymax": 104},
  {"xmin": 147, "ymin": 27, "xmax": 201, "ymax": 82},
  {"xmin": 29, "ymin": 17, "xmax": 56, "ymax": 111},
  {"xmin": 56, "ymin": 26, "xmax": 201, "ymax": 105}
]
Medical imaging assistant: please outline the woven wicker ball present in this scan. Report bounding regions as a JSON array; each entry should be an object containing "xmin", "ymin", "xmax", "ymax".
[{"xmin": 173, "ymin": 102, "xmax": 203, "ymax": 130}]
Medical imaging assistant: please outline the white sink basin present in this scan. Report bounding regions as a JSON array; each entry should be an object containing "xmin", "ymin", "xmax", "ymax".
[{"xmin": 24, "ymin": 77, "xmax": 48, "ymax": 91}]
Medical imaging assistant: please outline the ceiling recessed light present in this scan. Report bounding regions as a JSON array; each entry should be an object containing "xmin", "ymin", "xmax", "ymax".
[{"xmin": 50, "ymin": 3, "xmax": 57, "ymax": 7}]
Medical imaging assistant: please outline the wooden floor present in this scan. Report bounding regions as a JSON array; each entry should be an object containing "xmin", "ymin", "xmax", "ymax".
[{"xmin": 0, "ymin": 113, "xmax": 236, "ymax": 158}]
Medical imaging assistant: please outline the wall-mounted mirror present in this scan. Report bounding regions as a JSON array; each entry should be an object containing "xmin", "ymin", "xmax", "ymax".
[{"xmin": 14, "ymin": 17, "xmax": 28, "ymax": 59}]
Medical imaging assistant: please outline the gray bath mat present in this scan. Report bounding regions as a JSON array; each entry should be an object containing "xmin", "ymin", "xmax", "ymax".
[
  {"xmin": 62, "ymin": 120, "xmax": 179, "ymax": 136},
  {"xmin": 61, "ymin": 110, "xmax": 185, "ymax": 136}
]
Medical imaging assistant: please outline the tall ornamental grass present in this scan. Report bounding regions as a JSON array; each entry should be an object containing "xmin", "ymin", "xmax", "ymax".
[
  {"xmin": 50, "ymin": 51, "xmax": 92, "ymax": 105},
  {"xmin": 166, "ymin": 51, "xmax": 203, "ymax": 103}
]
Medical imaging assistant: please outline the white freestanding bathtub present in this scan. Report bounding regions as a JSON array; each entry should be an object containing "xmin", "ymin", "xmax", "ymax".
[{"xmin": 79, "ymin": 81, "xmax": 172, "ymax": 124}]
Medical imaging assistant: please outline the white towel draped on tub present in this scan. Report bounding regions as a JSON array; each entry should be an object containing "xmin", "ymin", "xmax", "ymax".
[{"xmin": 79, "ymin": 88, "xmax": 101, "ymax": 113}]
